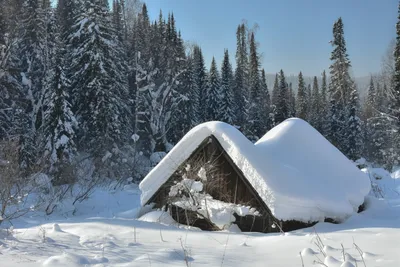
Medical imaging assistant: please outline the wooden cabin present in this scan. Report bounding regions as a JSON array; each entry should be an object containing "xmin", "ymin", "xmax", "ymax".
[
  {"xmin": 139, "ymin": 120, "xmax": 370, "ymax": 233},
  {"xmin": 143, "ymin": 135, "xmax": 316, "ymax": 233}
]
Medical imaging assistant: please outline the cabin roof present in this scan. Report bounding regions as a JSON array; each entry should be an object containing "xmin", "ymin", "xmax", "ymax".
[{"xmin": 139, "ymin": 118, "xmax": 370, "ymax": 222}]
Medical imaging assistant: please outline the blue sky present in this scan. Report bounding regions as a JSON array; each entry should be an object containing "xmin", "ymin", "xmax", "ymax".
[{"xmin": 141, "ymin": 0, "xmax": 398, "ymax": 77}]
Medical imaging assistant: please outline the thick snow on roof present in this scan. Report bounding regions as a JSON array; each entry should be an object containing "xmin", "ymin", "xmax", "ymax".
[{"xmin": 139, "ymin": 118, "xmax": 371, "ymax": 222}]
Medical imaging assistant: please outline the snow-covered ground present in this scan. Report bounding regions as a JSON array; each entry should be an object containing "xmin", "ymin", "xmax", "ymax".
[{"xmin": 1, "ymin": 171, "xmax": 400, "ymax": 267}]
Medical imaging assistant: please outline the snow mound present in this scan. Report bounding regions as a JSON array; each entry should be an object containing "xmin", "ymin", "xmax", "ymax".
[
  {"xmin": 51, "ymin": 223, "xmax": 63, "ymax": 233},
  {"xmin": 42, "ymin": 253, "xmax": 90, "ymax": 267},
  {"xmin": 301, "ymin": 247, "xmax": 318, "ymax": 256},
  {"xmin": 340, "ymin": 261, "xmax": 355, "ymax": 267},
  {"xmin": 324, "ymin": 255, "xmax": 341, "ymax": 266},
  {"xmin": 140, "ymin": 118, "xmax": 370, "ymax": 223},
  {"xmin": 323, "ymin": 245, "xmax": 339, "ymax": 254},
  {"xmin": 362, "ymin": 251, "xmax": 378, "ymax": 259},
  {"xmin": 138, "ymin": 211, "xmax": 176, "ymax": 225},
  {"xmin": 343, "ymin": 253, "xmax": 357, "ymax": 262},
  {"xmin": 133, "ymin": 248, "xmax": 194, "ymax": 264}
]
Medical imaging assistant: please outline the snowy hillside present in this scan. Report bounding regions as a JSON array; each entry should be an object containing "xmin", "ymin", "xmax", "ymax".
[{"xmin": 1, "ymin": 169, "xmax": 399, "ymax": 267}]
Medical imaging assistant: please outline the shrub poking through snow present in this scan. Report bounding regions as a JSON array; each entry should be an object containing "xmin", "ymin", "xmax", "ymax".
[{"xmin": 0, "ymin": 139, "xmax": 44, "ymax": 225}]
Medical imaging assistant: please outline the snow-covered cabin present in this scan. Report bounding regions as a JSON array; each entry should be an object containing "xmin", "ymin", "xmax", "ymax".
[{"xmin": 139, "ymin": 118, "xmax": 371, "ymax": 232}]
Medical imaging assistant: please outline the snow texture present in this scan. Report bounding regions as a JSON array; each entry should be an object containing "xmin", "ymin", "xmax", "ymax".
[
  {"xmin": 140, "ymin": 118, "xmax": 370, "ymax": 222},
  {"xmin": 362, "ymin": 167, "xmax": 400, "ymax": 199},
  {"xmin": 138, "ymin": 211, "xmax": 177, "ymax": 225},
  {"xmin": 1, "ymin": 181, "xmax": 400, "ymax": 267}
]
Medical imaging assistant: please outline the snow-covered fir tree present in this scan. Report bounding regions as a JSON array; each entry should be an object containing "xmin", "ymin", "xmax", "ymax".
[
  {"xmin": 364, "ymin": 76, "xmax": 376, "ymax": 120},
  {"xmin": 261, "ymin": 69, "xmax": 273, "ymax": 130},
  {"xmin": 67, "ymin": 0, "xmax": 130, "ymax": 167},
  {"xmin": 310, "ymin": 76, "xmax": 321, "ymax": 131},
  {"xmin": 234, "ymin": 23, "xmax": 249, "ymax": 127},
  {"xmin": 275, "ymin": 70, "xmax": 289, "ymax": 124},
  {"xmin": 246, "ymin": 32, "xmax": 264, "ymax": 139},
  {"xmin": 375, "ymin": 82, "xmax": 388, "ymax": 113},
  {"xmin": 346, "ymin": 89, "xmax": 363, "ymax": 160},
  {"xmin": 0, "ymin": 2, "xmax": 23, "ymax": 140},
  {"xmin": 13, "ymin": 0, "xmax": 55, "ymax": 171},
  {"xmin": 158, "ymin": 14, "xmax": 188, "ymax": 146},
  {"xmin": 220, "ymin": 49, "xmax": 235, "ymax": 125},
  {"xmin": 168, "ymin": 54, "xmax": 197, "ymax": 144},
  {"xmin": 56, "ymin": 0, "xmax": 77, "ymax": 41},
  {"xmin": 193, "ymin": 45, "xmax": 208, "ymax": 123},
  {"xmin": 306, "ymin": 84, "xmax": 312, "ymax": 121},
  {"xmin": 327, "ymin": 17, "xmax": 354, "ymax": 152},
  {"xmin": 296, "ymin": 72, "xmax": 308, "ymax": 120},
  {"xmin": 320, "ymin": 70, "xmax": 329, "ymax": 135},
  {"xmin": 393, "ymin": 1, "xmax": 400, "ymax": 126},
  {"xmin": 288, "ymin": 82, "xmax": 296, "ymax": 118},
  {"xmin": 261, "ymin": 69, "xmax": 270, "ymax": 107},
  {"xmin": 112, "ymin": 0, "xmax": 124, "ymax": 42},
  {"xmin": 43, "ymin": 46, "xmax": 77, "ymax": 184},
  {"xmin": 326, "ymin": 98, "xmax": 344, "ymax": 150},
  {"xmin": 271, "ymin": 73, "xmax": 279, "ymax": 107},
  {"xmin": 206, "ymin": 57, "xmax": 222, "ymax": 121},
  {"xmin": 366, "ymin": 115, "xmax": 396, "ymax": 167},
  {"xmin": 136, "ymin": 10, "xmax": 186, "ymax": 153},
  {"xmin": 370, "ymin": 1, "xmax": 400, "ymax": 167}
]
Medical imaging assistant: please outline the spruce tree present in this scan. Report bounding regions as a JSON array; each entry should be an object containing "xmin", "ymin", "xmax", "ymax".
[
  {"xmin": 296, "ymin": 72, "xmax": 308, "ymax": 120},
  {"xmin": 310, "ymin": 76, "xmax": 321, "ymax": 130},
  {"xmin": 367, "ymin": 115, "xmax": 394, "ymax": 167},
  {"xmin": 327, "ymin": 17, "xmax": 354, "ymax": 152},
  {"xmin": 68, "ymin": 0, "xmax": 129, "ymax": 165},
  {"xmin": 320, "ymin": 70, "xmax": 329, "ymax": 135},
  {"xmin": 388, "ymin": 1, "xmax": 400, "ymax": 166},
  {"xmin": 261, "ymin": 69, "xmax": 270, "ymax": 107},
  {"xmin": 168, "ymin": 54, "xmax": 195, "ymax": 144},
  {"xmin": 164, "ymin": 15, "xmax": 189, "ymax": 145},
  {"xmin": 307, "ymin": 83, "xmax": 312, "ymax": 121},
  {"xmin": 0, "ymin": 2, "xmax": 23, "ymax": 140},
  {"xmin": 184, "ymin": 54, "xmax": 199, "ymax": 128},
  {"xmin": 326, "ymin": 98, "xmax": 343, "ymax": 149},
  {"xmin": 43, "ymin": 48, "xmax": 77, "ymax": 184},
  {"xmin": 393, "ymin": 1, "xmax": 400, "ymax": 125},
  {"xmin": 206, "ymin": 57, "xmax": 222, "ymax": 121},
  {"xmin": 112, "ymin": 0, "xmax": 124, "ymax": 42},
  {"xmin": 234, "ymin": 23, "xmax": 249, "ymax": 127},
  {"xmin": 220, "ymin": 49, "xmax": 235, "ymax": 124},
  {"xmin": 261, "ymin": 69, "xmax": 272, "ymax": 130},
  {"xmin": 56, "ymin": 0, "xmax": 77, "ymax": 41},
  {"xmin": 288, "ymin": 82, "xmax": 296, "ymax": 117},
  {"xmin": 329, "ymin": 18, "xmax": 353, "ymax": 104},
  {"xmin": 246, "ymin": 32, "xmax": 264, "ymax": 139},
  {"xmin": 346, "ymin": 89, "xmax": 363, "ymax": 160},
  {"xmin": 133, "ymin": 9, "xmax": 187, "ymax": 153},
  {"xmin": 193, "ymin": 46, "xmax": 208, "ymax": 122},
  {"xmin": 15, "ymin": 0, "xmax": 52, "ymax": 170},
  {"xmin": 375, "ymin": 82, "xmax": 386, "ymax": 112},
  {"xmin": 275, "ymin": 70, "xmax": 289, "ymax": 124},
  {"xmin": 364, "ymin": 76, "xmax": 376, "ymax": 120},
  {"xmin": 271, "ymin": 73, "xmax": 279, "ymax": 106}
]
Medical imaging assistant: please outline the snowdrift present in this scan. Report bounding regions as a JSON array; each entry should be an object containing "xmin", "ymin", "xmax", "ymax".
[{"xmin": 140, "ymin": 118, "xmax": 370, "ymax": 222}]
